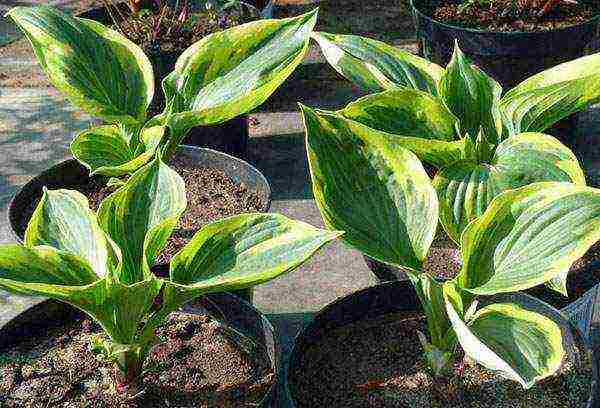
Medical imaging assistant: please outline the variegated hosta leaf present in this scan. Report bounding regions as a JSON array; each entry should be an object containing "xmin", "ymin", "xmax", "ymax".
[
  {"xmin": 25, "ymin": 188, "xmax": 116, "ymax": 277},
  {"xmin": 164, "ymin": 213, "xmax": 341, "ymax": 305},
  {"xmin": 7, "ymin": 6, "xmax": 153, "ymax": 124},
  {"xmin": 434, "ymin": 132, "xmax": 586, "ymax": 243},
  {"xmin": 439, "ymin": 43, "xmax": 503, "ymax": 143},
  {"xmin": 340, "ymin": 89, "xmax": 462, "ymax": 168},
  {"xmin": 311, "ymin": 31, "xmax": 444, "ymax": 94},
  {"xmin": 163, "ymin": 10, "xmax": 317, "ymax": 135},
  {"xmin": 71, "ymin": 125, "xmax": 165, "ymax": 177},
  {"xmin": 446, "ymin": 294, "xmax": 565, "ymax": 389},
  {"xmin": 501, "ymin": 52, "xmax": 600, "ymax": 135},
  {"xmin": 98, "ymin": 158, "xmax": 186, "ymax": 284},
  {"xmin": 0, "ymin": 245, "xmax": 98, "ymax": 297},
  {"xmin": 458, "ymin": 182, "xmax": 600, "ymax": 295},
  {"xmin": 301, "ymin": 105, "xmax": 438, "ymax": 271}
]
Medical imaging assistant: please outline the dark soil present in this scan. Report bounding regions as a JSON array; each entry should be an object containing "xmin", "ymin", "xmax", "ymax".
[
  {"xmin": 18, "ymin": 155, "xmax": 266, "ymax": 267},
  {"xmin": 430, "ymin": 0, "xmax": 598, "ymax": 32},
  {"xmin": 0, "ymin": 310, "xmax": 273, "ymax": 407},
  {"xmin": 289, "ymin": 312, "xmax": 593, "ymax": 408}
]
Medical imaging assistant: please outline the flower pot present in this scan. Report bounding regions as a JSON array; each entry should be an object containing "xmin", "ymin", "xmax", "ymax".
[
  {"xmin": 364, "ymin": 238, "xmax": 600, "ymax": 311},
  {"xmin": 0, "ymin": 292, "xmax": 281, "ymax": 406},
  {"xmin": 284, "ymin": 281, "xmax": 599, "ymax": 407},
  {"xmin": 7, "ymin": 146, "xmax": 272, "ymax": 304},
  {"xmin": 409, "ymin": 0, "xmax": 600, "ymax": 150}
]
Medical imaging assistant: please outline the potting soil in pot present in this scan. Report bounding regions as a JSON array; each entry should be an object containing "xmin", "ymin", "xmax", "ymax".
[
  {"xmin": 428, "ymin": 0, "xmax": 598, "ymax": 32},
  {"xmin": 19, "ymin": 155, "xmax": 267, "ymax": 265},
  {"xmin": 289, "ymin": 313, "xmax": 593, "ymax": 408},
  {"xmin": 0, "ymin": 312, "xmax": 273, "ymax": 407}
]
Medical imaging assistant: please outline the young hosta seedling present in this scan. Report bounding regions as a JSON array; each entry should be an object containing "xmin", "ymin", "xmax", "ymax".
[
  {"xmin": 311, "ymin": 33, "xmax": 598, "ymax": 251},
  {"xmin": 301, "ymin": 104, "xmax": 600, "ymax": 391},
  {"xmin": 6, "ymin": 5, "xmax": 317, "ymax": 177},
  {"xmin": 0, "ymin": 156, "xmax": 341, "ymax": 391}
]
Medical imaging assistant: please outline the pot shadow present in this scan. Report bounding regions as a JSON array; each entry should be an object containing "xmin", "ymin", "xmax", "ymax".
[{"xmin": 247, "ymin": 133, "xmax": 313, "ymax": 201}]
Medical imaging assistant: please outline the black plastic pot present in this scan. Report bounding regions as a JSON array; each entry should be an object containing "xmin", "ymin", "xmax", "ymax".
[
  {"xmin": 411, "ymin": 0, "xmax": 600, "ymax": 89},
  {"xmin": 364, "ymin": 248, "xmax": 600, "ymax": 311},
  {"xmin": 7, "ymin": 146, "xmax": 272, "ymax": 304},
  {"xmin": 284, "ymin": 281, "xmax": 599, "ymax": 407},
  {"xmin": 0, "ymin": 293, "xmax": 281, "ymax": 407}
]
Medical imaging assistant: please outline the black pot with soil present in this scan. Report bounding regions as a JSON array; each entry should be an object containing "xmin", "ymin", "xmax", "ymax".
[
  {"xmin": 0, "ymin": 292, "xmax": 280, "ymax": 407},
  {"xmin": 284, "ymin": 280, "xmax": 599, "ymax": 408},
  {"xmin": 410, "ymin": 0, "xmax": 600, "ymax": 150},
  {"xmin": 7, "ymin": 146, "xmax": 271, "ymax": 304},
  {"xmin": 363, "ymin": 230, "xmax": 600, "ymax": 311}
]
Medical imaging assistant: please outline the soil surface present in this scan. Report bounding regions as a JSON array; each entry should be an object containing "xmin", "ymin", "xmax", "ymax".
[
  {"xmin": 0, "ymin": 310, "xmax": 273, "ymax": 407},
  {"xmin": 289, "ymin": 312, "xmax": 593, "ymax": 407},
  {"xmin": 18, "ymin": 155, "xmax": 266, "ymax": 266},
  {"xmin": 430, "ymin": 0, "xmax": 598, "ymax": 32}
]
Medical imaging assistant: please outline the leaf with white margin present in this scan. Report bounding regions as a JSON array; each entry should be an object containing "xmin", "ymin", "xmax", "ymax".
[{"xmin": 457, "ymin": 182, "xmax": 600, "ymax": 295}]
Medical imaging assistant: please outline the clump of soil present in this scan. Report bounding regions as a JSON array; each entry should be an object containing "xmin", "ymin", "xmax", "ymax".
[
  {"xmin": 430, "ymin": 0, "xmax": 597, "ymax": 32},
  {"xmin": 0, "ymin": 311, "xmax": 273, "ymax": 407},
  {"xmin": 289, "ymin": 313, "xmax": 592, "ymax": 407}
]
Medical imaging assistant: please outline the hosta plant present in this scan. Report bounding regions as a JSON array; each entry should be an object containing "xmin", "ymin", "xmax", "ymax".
[
  {"xmin": 311, "ymin": 34, "xmax": 599, "ymax": 249},
  {"xmin": 301, "ymin": 105, "xmax": 600, "ymax": 393},
  {"xmin": 7, "ymin": 5, "xmax": 317, "ymax": 178},
  {"xmin": 0, "ymin": 156, "xmax": 341, "ymax": 393}
]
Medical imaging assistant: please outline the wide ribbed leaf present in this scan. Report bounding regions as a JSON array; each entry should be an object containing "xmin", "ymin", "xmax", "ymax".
[
  {"xmin": 458, "ymin": 182, "xmax": 600, "ymax": 295},
  {"xmin": 7, "ymin": 6, "xmax": 153, "ymax": 124},
  {"xmin": 446, "ymin": 294, "xmax": 565, "ymax": 388},
  {"xmin": 312, "ymin": 31, "xmax": 444, "ymax": 94},
  {"xmin": 439, "ymin": 43, "xmax": 503, "ymax": 143},
  {"xmin": 302, "ymin": 105, "xmax": 438, "ymax": 271},
  {"xmin": 24, "ymin": 188, "xmax": 114, "ymax": 278},
  {"xmin": 434, "ymin": 133, "xmax": 586, "ymax": 243},
  {"xmin": 340, "ymin": 89, "xmax": 462, "ymax": 167},
  {"xmin": 0, "ymin": 245, "xmax": 98, "ymax": 297},
  {"xmin": 165, "ymin": 213, "xmax": 341, "ymax": 305},
  {"xmin": 98, "ymin": 158, "xmax": 186, "ymax": 284},
  {"xmin": 501, "ymin": 52, "xmax": 600, "ymax": 135},
  {"xmin": 163, "ymin": 10, "xmax": 317, "ymax": 135},
  {"xmin": 71, "ymin": 125, "xmax": 164, "ymax": 177}
]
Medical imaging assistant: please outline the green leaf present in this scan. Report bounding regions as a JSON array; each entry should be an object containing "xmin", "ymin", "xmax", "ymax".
[
  {"xmin": 24, "ymin": 188, "xmax": 116, "ymax": 278},
  {"xmin": 165, "ymin": 213, "xmax": 341, "ymax": 305},
  {"xmin": 439, "ymin": 43, "xmax": 503, "ymax": 143},
  {"xmin": 340, "ymin": 89, "xmax": 462, "ymax": 168},
  {"xmin": 163, "ymin": 10, "xmax": 317, "ymax": 134},
  {"xmin": 7, "ymin": 6, "xmax": 153, "ymax": 124},
  {"xmin": 301, "ymin": 105, "xmax": 438, "ymax": 271},
  {"xmin": 71, "ymin": 125, "xmax": 164, "ymax": 177},
  {"xmin": 312, "ymin": 31, "xmax": 444, "ymax": 94},
  {"xmin": 458, "ymin": 182, "xmax": 600, "ymax": 295},
  {"xmin": 0, "ymin": 245, "xmax": 98, "ymax": 297},
  {"xmin": 98, "ymin": 157, "xmax": 186, "ymax": 284},
  {"xmin": 434, "ymin": 132, "xmax": 586, "ymax": 243},
  {"xmin": 445, "ymin": 294, "xmax": 565, "ymax": 388},
  {"xmin": 501, "ymin": 52, "xmax": 600, "ymax": 135}
]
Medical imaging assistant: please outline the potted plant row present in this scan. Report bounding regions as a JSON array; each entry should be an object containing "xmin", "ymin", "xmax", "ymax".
[
  {"xmin": 283, "ymin": 98, "xmax": 600, "ymax": 406},
  {"xmin": 0, "ymin": 155, "xmax": 341, "ymax": 406},
  {"xmin": 6, "ymin": 5, "xmax": 317, "ymax": 302},
  {"xmin": 311, "ymin": 32, "xmax": 600, "ymax": 308}
]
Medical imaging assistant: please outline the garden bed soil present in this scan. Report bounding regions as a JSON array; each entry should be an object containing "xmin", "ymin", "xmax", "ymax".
[
  {"xmin": 0, "ymin": 311, "xmax": 273, "ymax": 407},
  {"xmin": 289, "ymin": 312, "xmax": 593, "ymax": 408},
  {"xmin": 430, "ymin": 0, "xmax": 598, "ymax": 32},
  {"xmin": 18, "ymin": 155, "xmax": 266, "ymax": 265}
]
